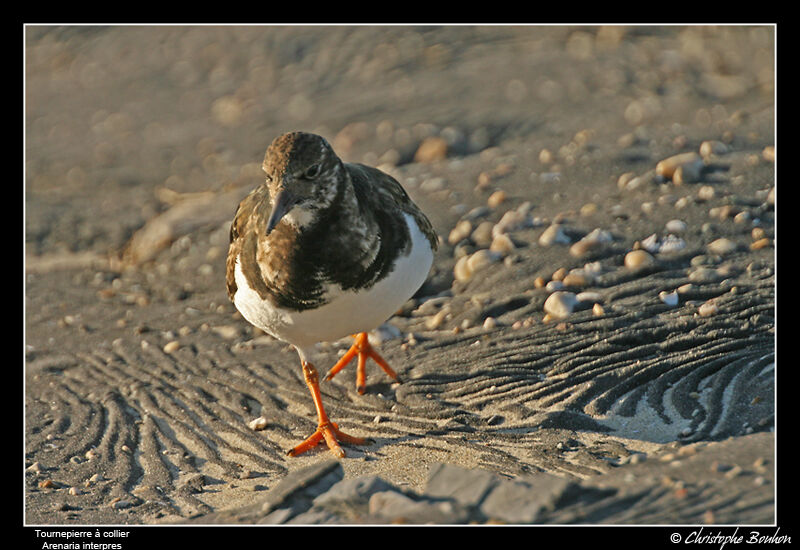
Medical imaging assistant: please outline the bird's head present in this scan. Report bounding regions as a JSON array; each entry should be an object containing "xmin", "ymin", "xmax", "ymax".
[{"xmin": 262, "ymin": 132, "xmax": 343, "ymax": 234}]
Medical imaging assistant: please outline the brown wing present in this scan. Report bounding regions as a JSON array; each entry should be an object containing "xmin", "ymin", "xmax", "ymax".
[{"xmin": 347, "ymin": 162, "xmax": 438, "ymax": 252}]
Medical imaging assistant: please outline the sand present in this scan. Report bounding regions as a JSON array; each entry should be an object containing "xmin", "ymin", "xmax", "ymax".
[{"xmin": 24, "ymin": 25, "xmax": 775, "ymax": 528}]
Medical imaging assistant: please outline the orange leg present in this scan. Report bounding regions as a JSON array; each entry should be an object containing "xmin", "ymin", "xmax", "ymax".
[
  {"xmin": 324, "ymin": 332, "xmax": 400, "ymax": 394},
  {"xmin": 287, "ymin": 361, "xmax": 370, "ymax": 458}
]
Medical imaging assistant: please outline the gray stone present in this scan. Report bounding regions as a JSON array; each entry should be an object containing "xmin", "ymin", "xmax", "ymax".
[
  {"xmin": 425, "ymin": 463, "xmax": 498, "ymax": 507},
  {"xmin": 314, "ymin": 475, "xmax": 396, "ymax": 510},
  {"xmin": 480, "ymin": 473, "xmax": 577, "ymax": 524},
  {"xmin": 260, "ymin": 459, "xmax": 343, "ymax": 517},
  {"xmin": 367, "ymin": 490, "xmax": 468, "ymax": 524}
]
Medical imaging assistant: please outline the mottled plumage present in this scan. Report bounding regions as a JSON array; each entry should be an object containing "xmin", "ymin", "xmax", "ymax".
[{"xmin": 225, "ymin": 131, "xmax": 437, "ymax": 458}]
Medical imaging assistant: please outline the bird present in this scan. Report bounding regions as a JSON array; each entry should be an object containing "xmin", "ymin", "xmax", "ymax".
[{"xmin": 226, "ymin": 131, "xmax": 437, "ymax": 458}]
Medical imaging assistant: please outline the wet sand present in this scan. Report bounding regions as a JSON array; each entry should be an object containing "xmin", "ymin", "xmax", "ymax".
[{"xmin": 25, "ymin": 25, "xmax": 775, "ymax": 527}]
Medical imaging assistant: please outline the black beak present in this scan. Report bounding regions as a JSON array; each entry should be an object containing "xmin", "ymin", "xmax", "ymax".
[{"xmin": 266, "ymin": 189, "xmax": 297, "ymax": 235}]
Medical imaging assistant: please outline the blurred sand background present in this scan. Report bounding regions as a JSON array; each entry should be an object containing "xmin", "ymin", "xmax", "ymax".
[{"xmin": 25, "ymin": 25, "xmax": 775, "ymax": 525}]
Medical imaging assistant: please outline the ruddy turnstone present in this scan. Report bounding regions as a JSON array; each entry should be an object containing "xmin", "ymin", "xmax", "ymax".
[{"xmin": 226, "ymin": 131, "xmax": 437, "ymax": 458}]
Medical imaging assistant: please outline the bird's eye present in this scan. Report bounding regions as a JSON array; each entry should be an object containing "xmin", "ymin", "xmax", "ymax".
[{"xmin": 304, "ymin": 163, "xmax": 322, "ymax": 180}]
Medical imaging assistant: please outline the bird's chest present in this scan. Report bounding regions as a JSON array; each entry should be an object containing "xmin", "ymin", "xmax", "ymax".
[{"xmin": 232, "ymin": 213, "xmax": 433, "ymax": 348}]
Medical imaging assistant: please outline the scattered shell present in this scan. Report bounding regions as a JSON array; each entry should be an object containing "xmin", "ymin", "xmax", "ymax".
[
  {"xmin": 467, "ymin": 249, "xmax": 498, "ymax": 272},
  {"xmin": 576, "ymin": 291, "xmax": 603, "ymax": 304},
  {"xmin": 698, "ymin": 300, "xmax": 719, "ymax": 317},
  {"xmin": 110, "ymin": 498, "xmax": 132, "ymax": 510},
  {"xmin": 248, "ymin": 417, "xmax": 268, "ymax": 431},
  {"xmin": 453, "ymin": 256, "xmax": 472, "ymax": 283},
  {"xmin": 622, "ymin": 171, "xmax": 656, "ymax": 191},
  {"xmin": 454, "ymin": 250, "xmax": 498, "ymax": 282},
  {"xmin": 659, "ymin": 290, "xmax": 679, "ymax": 307},
  {"xmin": 483, "ymin": 317, "xmax": 497, "ymax": 330},
  {"xmin": 487, "ymin": 190, "xmax": 507, "ymax": 208},
  {"xmin": 673, "ymin": 162, "xmax": 703, "ymax": 185},
  {"xmin": 425, "ymin": 309, "xmax": 449, "ymax": 330},
  {"xmin": 489, "ymin": 233, "xmax": 515, "ymax": 256},
  {"xmin": 697, "ymin": 185, "xmax": 715, "ymax": 201},
  {"xmin": 68, "ymin": 486, "xmax": 83, "ymax": 496},
  {"xmin": 699, "ymin": 140, "xmax": 729, "ymax": 158},
  {"xmin": 420, "ymin": 177, "xmax": 446, "ymax": 192},
  {"xmin": 624, "ymin": 249, "xmax": 656, "ymax": 269},
  {"xmin": 163, "ymin": 340, "xmax": 180, "ymax": 354},
  {"xmin": 569, "ymin": 228, "xmax": 613, "ymax": 257},
  {"xmin": 471, "ymin": 221, "xmax": 494, "ymax": 247},
  {"xmin": 707, "ymin": 237, "xmax": 738, "ymax": 255},
  {"xmin": 762, "ymin": 146, "xmax": 775, "ymax": 162},
  {"xmin": 689, "ymin": 267, "xmax": 721, "ymax": 283},
  {"xmin": 538, "ymin": 224, "xmax": 571, "ymax": 246},
  {"xmin": 414, "ymin": 136, "xmax": 448, "ymax": 163},
  {"xmin": 38, "ymin": 479, "xmax": 55, "ymax": 489},
  {"xmin": 448, "ymin": 220, "xmax": 472, "ymax": 245},
  {"xmin": 751, "ymin": 227, "xmax": 766, "ymax": 241},
  {"xmin": 85, "ymin": 449, "xmax": 100, "ymax": 460},
  {"xmin": 617, "ymin": 172, "xmax": 636, "ymax": 190},
  {"xmin": 543, "ymin": 291, "xmax": 578, "ymax": 319},
  {"xmin": 492, "ymin": 208, "xmax": 534, "ymax": 237},
  {"xmin": 641, "ymin": 233, "xmax": 660, "ymax": 253},
  {"xmin": 546, "ymin": 280, "xmax": 565, "ymax": 292},
  {"xmin": 656, "ymin": 152, "xmax": 703, "ymax": 181},
  {"xmin": 533, "ymin": 276, "xmax": 547, "ymax": 289},
  {"xmin": 592, "ymin": 303, "xmax": 605, "ymax": 316},
  {"xmin": 562, "ymin": 271, "xmax": 591, "ymax": 287},
  {"xmin": 665, "ymin": 219, "xmax": 687, "ymax": 234},
  {"xmin": 750, "ymin": 238, "xmax": 770, "ymax": 250},
  {"xmin": 658, "ymin": 234, "xmax": 687, "ymax": 253},
  {"xmin": 580, "ymin": 203, "xmax": 598, "ymax": 216}
]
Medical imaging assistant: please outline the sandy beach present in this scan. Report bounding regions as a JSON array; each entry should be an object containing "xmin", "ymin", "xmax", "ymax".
[{"xmin": 25, "ymin": 25, "xmax": 775, "ymax": 527}]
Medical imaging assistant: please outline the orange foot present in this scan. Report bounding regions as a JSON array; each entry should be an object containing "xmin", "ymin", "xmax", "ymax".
[
  {"xmin": 324, "ymin": 332, "xmax": 400, "ymax": 394},
  {"xmin": 287, "ymin": 361, "xmax": 370, "ymax": 458}
]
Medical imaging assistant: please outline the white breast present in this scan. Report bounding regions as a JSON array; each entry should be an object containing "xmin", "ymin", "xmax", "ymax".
[{"xmin": 233, "ymin": 213, "xmax": 433, "ymax": 358}]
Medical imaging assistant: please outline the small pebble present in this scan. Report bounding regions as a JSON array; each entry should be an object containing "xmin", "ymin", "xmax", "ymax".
[
  {"xmin": 656, "ymin": 152, "xmax": 703, "ymax": 181},
  {"xmin": 538, "ymin": 224, "xmax": 570, "ymax": 246},
  {"xmin": 543, "ymin": 291, "xmax": 578, "ymax": 319},
  {"xmin": 487, "ymin": 190, "xmax": 507, "ymax": 208},
  {"xmin": 665, "ymin": 219, "xmax": 687, "ymax": 234},
  {"xmin": 163, "ymin": 341, "xmax": 180, "ymax": 354},
  {"xmin": 552, "ymin": 267, "xmax": 568, "ymax": 281},
  {"xmin": 576, "ymin": 291, "xmax": 603, "ymax": 303},
  {"xmin": 483, "ymin": 317, "xmax": 497, "ymax": 330},
  {"xmin": 248, "ymin": 417, "xmax": 268, "ymax": 431},
  {"xmin": 750, "ymin": 238, "xmax": 770, "ymax": 250},
  {"xmin": 414, "ymin": 136, "xmax": 448, "ymax": 163},
  {"xmin": 698, "ymin": 300, "xmax": 719, "ymax": 317},
  {"xmin": 562, "ymin": 271, "xmax": 590, "ymax": 287},
  {"xmin": 659, "ymin": 291, "xmax": 679, "ymax": 307},
  {"xmin": 592, "ymin": 303, "xmax": 605, "ymax": 316},
  {"xmin": 697, "ymin": 185, "xmax": 715, "ymax": 201},
  {"xmin": 489, "ymin": 233, "xmax": 515, "ymax": 256},
  {"xmin": 448, "ymin": 220, "xmax": 472, "ymax": 245},
  {"xmin": 699, "ymin": 140, "xmax": 729, "ymax": 158},
  {"xmin": 467, "ymin": 249, "xmax": 498, "ymax": 272},
  {"xmin": 751, "ymin": 227, "xmax": 767, "ymax": 241},
  {"xmin": 624, "ymin": 249, "xmax": 656, "ymax": 269},
  {"xmin": 471, "ymin": 221, "xmax": 494, "ymax": 246},
  {"xmin": 545, "ymin": 280, "xmax": 564, "ymax": 292},
  {"xmin": 707, "ymin": 237, "xmax": 737, "ymax": 255}
]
